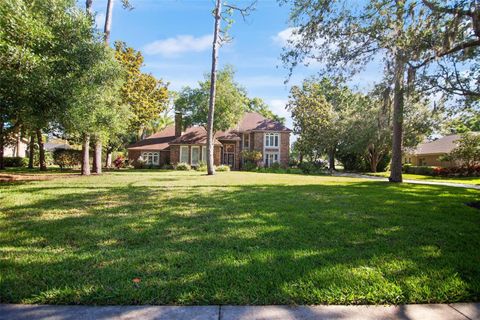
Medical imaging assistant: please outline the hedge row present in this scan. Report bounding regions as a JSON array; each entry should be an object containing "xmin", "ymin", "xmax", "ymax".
[{"xmin": 2, "ymin": 157, "xmax": 28, "ymax": 167}]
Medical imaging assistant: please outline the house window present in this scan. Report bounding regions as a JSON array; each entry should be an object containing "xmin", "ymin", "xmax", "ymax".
[
  {"xmin": 180, "ymin": 146, "xmax": 189, "ymax": 163},
  {"xmin": 264, "ymin": 152, "xmax": 279, "ymax": 167},
  {"xmin": 141, "ymin": 152, "xmax": 159, "ymax": 165},
  {"xmin": 243, "ymin": 133, "xmax": 250, "ymax": 149},
  {"xmin": 191, "ymin": 146, "xmax": 200, "ymax": 165},
  {"xmin": 265, "ymin": 133, "xmax": 279, "ymax": 148},
  {"xmin": 202, "ymin": 146, "xmax": 207, "ymax": 163}
]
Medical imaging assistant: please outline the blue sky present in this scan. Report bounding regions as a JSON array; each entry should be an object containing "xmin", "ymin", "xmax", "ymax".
[{"xmin": 87, "ymin": 0, "xmax": 382, "ymax": 129}]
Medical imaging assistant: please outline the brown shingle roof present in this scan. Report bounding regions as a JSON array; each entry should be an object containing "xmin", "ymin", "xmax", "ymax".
[
  {"xmin": 127, "ymin": 125, "xmax": 175, "ymax": 151},
  {"xmin": 168, "ymin": 126, "xmax": 222, "ymax": 145},
  {"xmin": 236, "ymin": 112, "xmax": 291, "ymax": 132},
  {"xmin": 128, "ymin": 112, "xmax": 290, "ymax": 151},
  {"xmin": 411, "ymin": 134, "xmax": 475, "ymax": 155}
]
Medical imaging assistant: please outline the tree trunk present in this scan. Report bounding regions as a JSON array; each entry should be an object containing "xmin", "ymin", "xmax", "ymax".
[
  {"xmin": 370, "ymin": 153, "xmax": 378, "ymax": 173},
  {"xmin": 93, "ymin": 138, "xmax": 102, "ymax": 174},
  {"xmin": 206, "ymin": 0, "xmax": 222, "ymax": 176},
  {"xmin": 82, "ymin": 133, "xmax": 91, "ymax": 176},
  {"xmin": 15, "ymin": 127, "xmax": 21, "ymax": 157},
  {"xmin": 36, "ymin": 129, "xmax": 47, "ymax": 171},
  {"xmin": 28, "ymin": 134, "xmax": 35, "ymax": 169},
  {"xmin": 105, "ymin": 151, "xmax": 113, "ymax": 168},
  {"xmin": 328, "ymin": 148, "xmax": 335, "ymax": 172},
  {"xmin": 86, "ymin": 0, "xmax": 93, "ymax": 14},
  {"xmin": 389, "ymin": 0, "xmax": 405, "ymax": 183},
  {"xmin": 104, "ymin": 0, "xmax": 114, "ymax": 44},
  {"xmin": 389, "ymin": 55, "xmax": 405, "ymax": 182},
  {"xmin": 0, "ymin": 121, "xmax": 4, "ymax": 170}
]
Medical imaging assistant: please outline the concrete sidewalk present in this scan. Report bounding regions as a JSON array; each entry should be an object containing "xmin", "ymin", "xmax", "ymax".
[
  {"xmin": 1, "ymin": 303, "xmax": 479, "ymax": 320},
  {"xmin": 333, "ymin": 172, "xmax": 480, "ymax": 190}
]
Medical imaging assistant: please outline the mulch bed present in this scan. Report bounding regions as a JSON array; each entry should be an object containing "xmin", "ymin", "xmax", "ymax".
[{"xmin": 0, "ymin": 173, "xmax": 78, "ymax": 183}]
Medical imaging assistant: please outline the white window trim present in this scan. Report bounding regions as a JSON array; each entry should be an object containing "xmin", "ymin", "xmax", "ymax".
[
  {"xmin": 141, "ymin": 152, "xmax": 160, "ymax": 165},
  {"xmin": 264, "ymin": 132, "xmax": 280, "ymax": 149},
  {"xmin": 191, "ymin": 146, "xmax": 200, "ymax": 165},
  {"xmin": 243, "ymin": 133, "xmax": 250, "ymax": 149},
  {"xmin": 180, "ymin": 146, "xmax": 189, "ymax": 164},
  {"xmin": 202, "ymin": 146, "xmax": 207, "ymax": 163},
  {"xmin": 264, "ymin": 151, "xmax": 279, "ymax": 167},
  {"xmin": 263, "ymin": 132, "xmax": 281, "ymax": 165}
]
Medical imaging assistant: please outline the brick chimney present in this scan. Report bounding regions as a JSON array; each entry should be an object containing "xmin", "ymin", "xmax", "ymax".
[{"xmin": 175, "ymin": 112, "xmax": 182, "ymax": 137}]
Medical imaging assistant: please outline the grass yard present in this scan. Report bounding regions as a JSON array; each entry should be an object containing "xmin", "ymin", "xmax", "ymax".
[
  {"xmin": 0, "ymin": 170, "xmax": 479, "ymax": 305},
  {"xmin": 367, "ymin": 171, "xmax": 480, "ymax": 185}
]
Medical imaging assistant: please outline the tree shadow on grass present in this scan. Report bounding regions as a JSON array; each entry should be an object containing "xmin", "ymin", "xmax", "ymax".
[{"xmin": 1, "ymin": 181, "xmax": 479, "ymax": 305}]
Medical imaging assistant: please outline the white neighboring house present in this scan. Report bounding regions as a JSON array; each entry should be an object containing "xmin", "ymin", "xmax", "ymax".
[{"xmin": 3, "ymin": 135, "xmax": 29, "ymax": 157}]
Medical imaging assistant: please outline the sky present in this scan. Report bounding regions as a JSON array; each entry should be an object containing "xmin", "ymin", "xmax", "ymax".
[{"xmin": 87, "ymin": 0, "xmax": 382, "ymax": 130}]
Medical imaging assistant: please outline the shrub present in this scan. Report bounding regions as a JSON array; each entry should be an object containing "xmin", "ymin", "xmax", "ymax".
[
  {"xmin": 270, "ymin": 162, "xmax": 281, "ymax": 170},
  {"xmin": 298, "ymin": 162, "xmax": 316, "ymax": 174},
  {"xmin": 52, "ymin": 149, "xmax": 82, "ymax": 169},
  {"xmin": 196, "ymin": 161, "xmax": 207, "ymax": 171},
  {"xmin": 404, "ymin": 165, "xmax": 437, "ymax": 176},
  {"xmin": 175, "ymin": 162, "xmax": 191, "ymax": 171},
  {"xmin": 243, "ymin": 162, "xmax": 257, "ymax": 171},
  {"xmin": 162, "ymin": 164, "xmax": 174, "ymax": 170},
  {"xmin": 215, "ymin": 165, "xmax": 230, "ymax": 172},
  {"xmin": 298, "ymin": 161, "xmax": 326, "ymax": 174},
  {"xmin": 3, "ymin": 157, "xmax": 28, "ymax": 167},
  {"xmin": 241, "ymin": 150, "xmax": 262, "ymax": 162},
  {"xmin": 113, "ymin": 156, "xmax": 124, "ymax": 169},
  {"xmin": 132, "ymin": 159, "xmax": 146, "ymax": 169}
]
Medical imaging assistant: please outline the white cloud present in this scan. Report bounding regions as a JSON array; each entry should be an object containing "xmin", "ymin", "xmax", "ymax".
[
  {"xmin": 272, "ymin": 27, "xmax": 300, "ymax": 47},
  {"xmin": 143, "ymin": 34, "xmax": 213, "ymax": 56},
  {"xmin": 268, "ymin": 99, "xmax": 289, "ymax": 118}
]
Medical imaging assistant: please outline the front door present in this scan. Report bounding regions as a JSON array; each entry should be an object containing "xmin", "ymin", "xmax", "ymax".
[{"xmin": 223, "ymin": 144, "xmax": 235, "ymax": 168}]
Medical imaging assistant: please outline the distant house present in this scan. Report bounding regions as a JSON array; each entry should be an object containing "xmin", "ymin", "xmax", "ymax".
[
  {"xmin": 127, "ymin": 112, "xmax": 292, "ymax": 170},
  {"xmin": 404, "ymin": 133, "xmax": 477, "ymax": 167},
  {"xmin": 3, "ymin": 134, "xmax": 28, "ymax": 158}
]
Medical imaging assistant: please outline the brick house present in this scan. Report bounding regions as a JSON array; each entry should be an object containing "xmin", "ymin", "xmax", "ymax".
[{"xmin": 127, "ymin": 112, "xmax": 291, "ymax": 170}]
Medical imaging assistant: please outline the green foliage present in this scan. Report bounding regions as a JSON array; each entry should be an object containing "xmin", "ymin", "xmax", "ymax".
[
  {"xmin": 196, "ymin": 161, "xmax": 208, "ymax": 172},
  {"xmin": 298, "ymin": 161, "xmax": 327, "ymax": 174},
  {"xmin": 241, "ymin": 150, "xmax": 262, "ymax": 162},
  {"xmin": 131, "ymin": 158, "xmax": 146, "ymax": 169},
  {"xmin": 3, "ymin": 157, "xmax": 27, "ymax": 167},
  {"xmin": 175, "ymin": 162, "xmax": 191, "ymax": 171},
  {"xmin": 447, "ymin": 133, "xmax": 480, "ymax": 171},
  {"xmin": 443, "ymin": 111, "xmax": 480, "ymax": 134},
  {"xmin": 52, "ymin": 149, "xmax": 82, "ymax": 169},
  {"xmin": 288, "ymin": 78, "xmax": 436, "ymax": 172},
  {"xmin": 114, "ymin": 41, "xmax": 169, "ymax": 134},
  {"xmin": 403, "ymin": 165, "xmax": 437, "ymax": 176},
  {"xmin": 175, "ymin": 66, "xmax": 248, "ymax": 133},
  {"xmin": 215, "ymin": 164, "xmax": 230, "ymax": 172},
  {"xmin": 247, "ymin": 97, "xmax": 285, "ymax": 124},
  {"xmin": 242, "ymin": 162, "xmax": 257, "ymax": 171}
]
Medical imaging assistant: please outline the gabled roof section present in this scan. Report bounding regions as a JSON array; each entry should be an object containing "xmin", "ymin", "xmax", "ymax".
[
  {"xmin": 168, "ymin": 126, "xmax": 222, "ymax": 145},
  {"xmin": 128, "ymin": 125, "xmax": 175, "ymax": 151},
  {"xmin": 236, "ymin": 112, "xmax": 291, "ymax": 132},
  {"xmin": 411, "ymin": 133, "xmax": 478, "ymax": 155},
  {"xmin": 127, "ymin": 112, "xmax": 291, "ymax": 150}
]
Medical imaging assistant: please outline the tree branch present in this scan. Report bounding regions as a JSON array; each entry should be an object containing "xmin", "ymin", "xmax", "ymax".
[
  {"xmin": 223, "ymin": 0, "xmax": 257, "ymax": 20},
  {"xmin": 412, "ymin": 38, "xmax": 480, "ymax": 69},
  {"xmin": 422, "ymin": 0, "xmax": 473, "ymax": 17}
]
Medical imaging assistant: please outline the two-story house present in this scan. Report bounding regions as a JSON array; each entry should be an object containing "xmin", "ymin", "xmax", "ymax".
[{"xmin": 127, "ymin": 112, "xmax": 291, "ymax": 170}]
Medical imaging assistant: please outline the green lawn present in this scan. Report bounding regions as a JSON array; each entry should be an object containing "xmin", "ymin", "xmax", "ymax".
[
  {"xmin": 367, "ymin": 171, "xmax": 480, "ymax": 185},
  {"xmin": 1, "ymin": 170, "xmax": 479, "ymax": 305}
]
